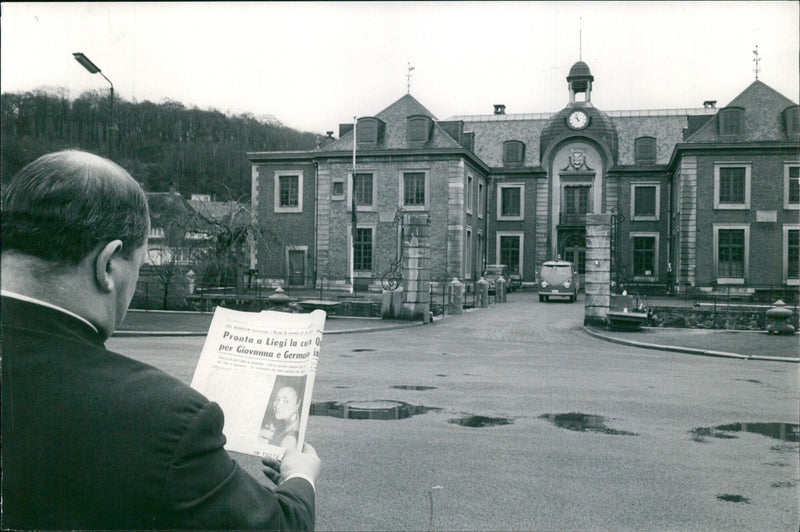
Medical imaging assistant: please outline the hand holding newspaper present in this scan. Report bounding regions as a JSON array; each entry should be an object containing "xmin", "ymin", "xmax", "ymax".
[{"xmin": 190, "ymin": 307, "xmax": 326, "ymax": 460}]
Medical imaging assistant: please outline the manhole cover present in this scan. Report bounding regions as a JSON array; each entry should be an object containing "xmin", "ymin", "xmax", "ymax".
[
  {"xmin": 448, "ymin": 415, "xmax": 513, "ymax": 428},
  {"xmin": 310, "ymin": 400, "xmax": 440, "ymax": 420}
]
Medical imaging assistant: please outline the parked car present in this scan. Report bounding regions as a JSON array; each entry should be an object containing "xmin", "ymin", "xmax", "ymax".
[
  {"xmin": 538, "ymin": 260, "xmax": 578, "ymax": 302},
  {"xmin": 484, "ymin": 264, "xmax": 510, "ymax": 294}
]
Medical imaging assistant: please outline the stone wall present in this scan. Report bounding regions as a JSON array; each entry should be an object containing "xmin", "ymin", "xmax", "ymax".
[{"xmin": 650, "ymin": 305, "xmax": 800, "ymax": 331}]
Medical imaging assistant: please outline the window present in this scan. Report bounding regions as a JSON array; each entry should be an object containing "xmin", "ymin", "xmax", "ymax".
[
  {"xmin": 496, "ymin": 232, "xmax": 523, "ymax": 276},
  {"xmin": 478, "ymin": 181, "xmax": 485, "ymax": 219},
  {"xmin": 714, "ymin": 164, "xmax": 750, "ymax": 209},
  {"xmin": 503, "ymin": 141, "xmax": 525, "ymax": 166},
  {"xmin": 497, "ymin": 184, "xmax": 524, "ymax": 220},
  {"xmin": 714, "ymin": 224, "xmax": 749, "ymax": 283},
  {"xmin": 783, "ymin": 105, "xmax": 799, "ymax": 136},
  {"xmin": 630, "ymin": 234, "xmax": 658, "ymax": 277},
  {"xmin": 785, "ymin": 164, "xmax": 800, "ymax": 209},
  {"xmin": 408, "ymin": 116, "xmax": 431, "ymax": 142},
  {"xmin": 719, "ymin": 107, "xmax": 744, "ymax": 135},
  {"xmin": 353, "ymin": 227, "xmax": 373, "ymax": 271},
  {"xmin": 563, "ymin": 185, "xmax": 591, "ymax": 216},
  {"xmin": 357, "ymin": 118, "xmax": 381, "ymax": 144},
  {"xmin": 466, "ymin": 175, "xmax": 473, "ymax": 214},
  {"xmin": 274, "ymin": 172, "xmax": 303, "ymax": 213},
  {"xmin": 634, "ymin": 137, "xmax": 657, "ymax": 164},
  {"xmin": 402, "ymin": 172, "xmax": 426, "ymax": 208},
  {"xmin": 631, "ymin": 183, "xmax": 660, "ymax": 220},
  {"xmin": 785, "ymin": 226, "xmax": 800, "ymax": 285},
  {"xmin": 465, "ymin": 228, "xmax": 473, "ymax": 278},
  {"xmin": 332, "ymin": 181, "xmax": 344, "ymax": 198},
  {"xmin": 352, "ymin": 173, "xmax": 374, "ymax": 207}
]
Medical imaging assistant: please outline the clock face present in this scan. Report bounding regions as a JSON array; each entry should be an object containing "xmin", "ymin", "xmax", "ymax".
[{"xmin": 568, "ymin": 110, "xmax": 588, "ymax": 129}]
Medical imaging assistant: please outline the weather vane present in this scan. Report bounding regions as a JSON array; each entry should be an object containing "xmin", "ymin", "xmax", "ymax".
[
  {"xmin": 406, "ymin": 62, "xmax": 415, "ymax": 94},
  {"xmin": 579, "ymin": 17, "xmax": 582, "ymax": 61},
  {"xmin": 752, "ymin": 45, "xmax": 760, "ymax": 80}
]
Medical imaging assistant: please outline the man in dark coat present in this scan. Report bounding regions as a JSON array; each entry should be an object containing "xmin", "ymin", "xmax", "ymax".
[{"xmin": 1, "ymin": 150, "xmax": 320, "ymax": 530}]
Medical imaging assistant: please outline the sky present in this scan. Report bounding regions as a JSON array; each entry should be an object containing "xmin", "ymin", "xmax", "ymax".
[{"xmin": 2, "ymin": 1, "xmax": 798, "ymax": 134}]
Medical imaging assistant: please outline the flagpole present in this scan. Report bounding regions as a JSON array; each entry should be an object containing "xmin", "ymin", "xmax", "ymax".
[{"xmin": 350, "ymin": 116, "xmax": 357, "ymax": 293}]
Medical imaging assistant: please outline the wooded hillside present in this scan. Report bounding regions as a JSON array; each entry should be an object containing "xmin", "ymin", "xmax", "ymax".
[{"xmin": 1, "ymin": 88, "xmax": 321, "ymax": 199}]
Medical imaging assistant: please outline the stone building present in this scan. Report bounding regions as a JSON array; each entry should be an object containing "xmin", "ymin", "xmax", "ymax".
[{"xmin": 248, "ymin": 61, "xmax": 799, "ymax": 296}]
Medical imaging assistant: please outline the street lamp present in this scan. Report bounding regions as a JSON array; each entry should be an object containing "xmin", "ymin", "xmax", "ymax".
[{"xmin": 73, "ymin": 52, "xmax": 114, "ymax": 157}]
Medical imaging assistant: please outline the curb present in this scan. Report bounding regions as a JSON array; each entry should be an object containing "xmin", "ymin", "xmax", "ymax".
[{"xmin": 582, "ymin": 327, "xmax": 799, "ymax": 363}]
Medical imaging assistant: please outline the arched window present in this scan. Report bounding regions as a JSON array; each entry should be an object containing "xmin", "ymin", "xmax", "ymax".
[
  {"xmin": 503, "ymin": 140, "xmax": 525, "ymax": 166},
  {"xmin": 634, "ymin": 136, "xmax": 657, "ymax": 164},
  {"xmin": 357, "ymin": 117, "xmax": 383, "ymax": 144},
  {"xmin": 408, "ymin": 116, "xmax": 432, "ymax": 143},
  {"xmin": 718, "ymin": 107, "xmax": 744, "ymax": 135}
]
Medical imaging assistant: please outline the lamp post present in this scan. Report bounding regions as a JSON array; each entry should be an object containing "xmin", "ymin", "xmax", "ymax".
[{"xmin": 73, "ymin": 52, "xmax": 114, "ymax": 157}]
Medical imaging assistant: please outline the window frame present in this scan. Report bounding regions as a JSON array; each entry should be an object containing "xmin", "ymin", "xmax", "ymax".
[
  {"xmin": 465, "ymin": 227, "xmax": 473, "ymax": 279},
  {"xmin": 630, "ymin": 182, "xmax": 661, "ymax": 221},
  {"xmin": 357, "ymin": 117, "xmax": 380, "ymax": 145},
  {"xmin": 629, "ymin": 232, "xmax": 659, "ymax": 279},
  {"xmin": 407, "ymin": 116, "xmax": 431, "ymax": 143},
  {"xmin": 634, "ymin": 136, "xmax": 657, "ymax": 165},
  {"xmin": 503, "ymin": 140, "xmax": 525, "ymax": 166},
  {"xmin": 713, "ymin": 223, "xmax": 750, "ymax": 284},
  {"xmin": 495, "ymin": 231, "xmax": 524, "ymax": 277},
  {"xmin": 348, "ymin": 172, "xmax": 375, "ymax": 211},
  {"xmin": 784, "ymin": 225, "xmax": 800, "ymax": 286},
  {"xmin": 718, "ymin": 107, "xmax": 744, "ymax": 136},
  {"xmin": 478, "ymin": 180, "xmax": 485, "ymax": 219},
  {"xmin": 466, "ymin": 174, "xmax": 474, "ymax": 215},
  {"xmin": 274, "ymin": 171, "xmax": 303, "ymax": 213},
  {"xmin": 713, "ymin": 163, "xmax": 751, "ymax": 210},
  {"xmin": 400, "ymin": 170, "xmax": 429, "ymax": 211},
  {"xmin": 331, "ymin": 180, "xmax": 345, "ymax": 200},
  {"xmin": 351, "ymin": 224, "xmax": 376, "ymax": 274},
  {"xmin": 496, "ymin": 183, "xmax": 525, "ymax": 221},
  {"xmin": 784, "ymin": 163, "xmax": 800, "ymax": 210}
]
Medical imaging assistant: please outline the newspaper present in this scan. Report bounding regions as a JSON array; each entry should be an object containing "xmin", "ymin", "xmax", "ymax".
[{"xmin": 190, "ymin": 307, "xmax": 325, "ymax": 459}]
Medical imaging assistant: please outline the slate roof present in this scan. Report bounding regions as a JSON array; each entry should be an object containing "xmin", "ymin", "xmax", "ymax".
[
  {"xmin": 686, "ymin": 80, "xmax": 798, "ymax": 143},
  {"xmin": 321, "ymin": 93, "xmax": 463, "ymax": 152},
  {"xmin": 456, "ymin": 109, "xmax": 716, "ymax": 167}
]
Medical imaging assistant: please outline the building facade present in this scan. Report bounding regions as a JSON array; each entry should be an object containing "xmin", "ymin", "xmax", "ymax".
[{"xmin": 248, "ymin": 61, "xmax": 799, "ymax": 296}]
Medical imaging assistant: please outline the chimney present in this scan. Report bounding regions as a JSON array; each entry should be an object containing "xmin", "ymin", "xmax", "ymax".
[
  {"xmin": 493, "ymin": 104, "xmax": 506, "ymax": 115},
  {"xmin": 326, "ymin": 131, "xmax": 334, "ymax": 139},
  {"xmin": 703, "ymin": 100, "xmax": 717, "ymax": 109}
]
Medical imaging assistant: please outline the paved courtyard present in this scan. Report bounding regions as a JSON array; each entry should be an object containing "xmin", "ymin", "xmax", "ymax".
[{"xmin": 110, "ymin": 293, "xmax": 799, "ymax": 531}]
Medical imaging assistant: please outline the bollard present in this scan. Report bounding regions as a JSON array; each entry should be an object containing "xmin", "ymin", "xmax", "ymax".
[
  {"xmin": 496, "ymin": 276, "xmax": 507, "ymax": 303},
  {"xmin": 766, "ymin": 300, "xmax": 795, "ymax": 335},
  {"xmin": 476, "ymin": 277, "xmax": 489, "ymax": 308},
  {"xmin": 448, "ymin": 278, "xmax": 465, "ymax": 315}
]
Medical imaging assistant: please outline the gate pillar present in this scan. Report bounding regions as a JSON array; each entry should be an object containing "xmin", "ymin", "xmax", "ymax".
[{"xmin": 584, "ymin": 213, "xmax": 611, "ymax": 326}]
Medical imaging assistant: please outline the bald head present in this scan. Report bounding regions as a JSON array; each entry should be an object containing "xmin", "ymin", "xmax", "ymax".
[{"xmin": 2, "ymin": 150, "xmax": 149, "ymax": 265}]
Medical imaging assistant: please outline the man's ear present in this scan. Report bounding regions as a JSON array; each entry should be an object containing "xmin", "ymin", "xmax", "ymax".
[{"xmin": 95, "ymin": 240, "xmax": 124, "ymax": 293}]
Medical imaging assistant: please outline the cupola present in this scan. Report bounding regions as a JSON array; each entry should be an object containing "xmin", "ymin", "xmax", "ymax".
[{"xmin": 567, "ymin": 61, "xmax": 594, "ymax": 104}]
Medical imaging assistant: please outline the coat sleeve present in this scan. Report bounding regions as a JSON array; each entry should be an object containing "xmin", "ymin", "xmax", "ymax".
[{"xmin": 161, "ymin": 401, "xmax": 315, "ymax": 530}]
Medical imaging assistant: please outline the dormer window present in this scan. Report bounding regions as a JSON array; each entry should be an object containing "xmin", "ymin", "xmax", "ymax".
[
  {"xmin": 634, "ymin": 136, "xmax": 657, "ymax": 165},
  {"xmin": 357, "ymin": 117, "xmax": 383, "ymax": 144},
  {"xmin": 783, "ymin": 105, "xmax": 799, "ymax": 136},
  {"xmin": 718, "ymin": 107, "xmax": 744, "ymax": 135},
  {"xmin": 408, "ymin": 116, "xmax": 432, "ymax": 143},
  {"xmin": 503, "ymin": 140, "xmax": 525, "ymax": 166}
]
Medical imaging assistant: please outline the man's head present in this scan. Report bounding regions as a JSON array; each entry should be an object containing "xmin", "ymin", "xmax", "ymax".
[{"xmin": 2, "ymin": 150, "xmax": 150, "ymax": 339}]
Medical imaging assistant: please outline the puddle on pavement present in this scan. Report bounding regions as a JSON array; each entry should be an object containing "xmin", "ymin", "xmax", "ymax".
[
  {"xmin": 435, "ymin": 374, "xmax": 448, "ymax": 377},
  {"xmin": 448, "ymin": 415, "xmax": 513, "ymax": 428},
  {"xmin": 733, "ymin": 379, "xmax": 762, "ymax": 384},
  {"xmin": 391, "ymin": 385, "xmax": 437, "ymax": 390},
  {"xmin": 540, "ymin": 413, "xmax": 639, "ymax": 436},
  {"xmin": 717, "ymin": 494, "xmax": 749, "ymax": 503},
  {"xmin": 310, "ymin": 400, "xmax": 440, "ymax": 420},
  {"xmin": 333, "ymin": 385, "xmax": 350, "ymax": 389},
  {"xmin": 352, "ymin": 348, "xmax": 375, "ymax": 352},
  {"xmin": 690, "ymin": 422, "xmax": 800, "ymax": 443}
]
